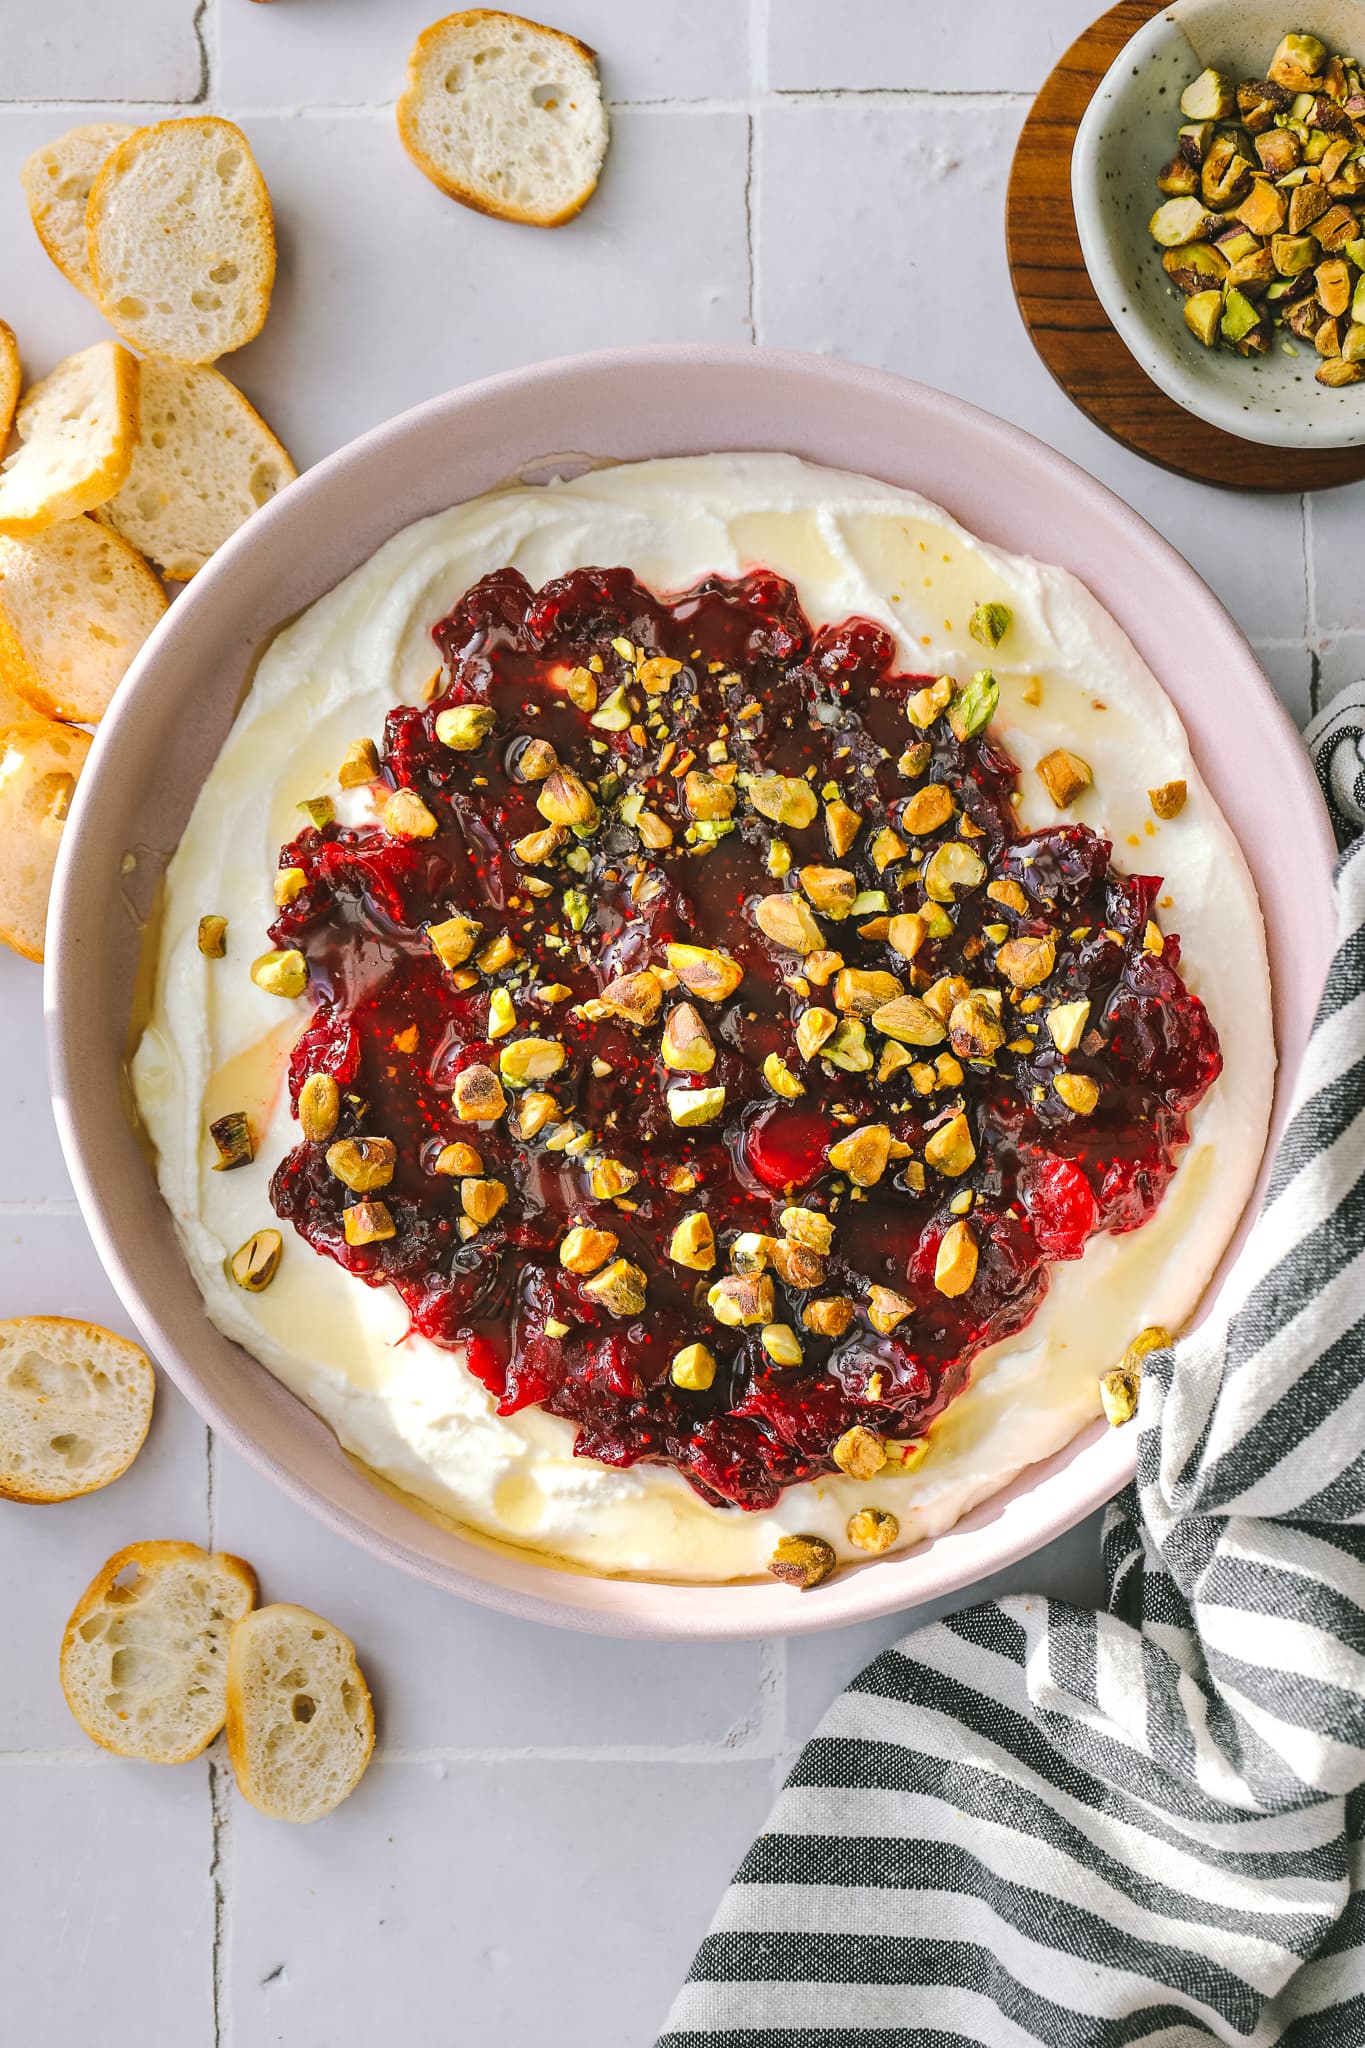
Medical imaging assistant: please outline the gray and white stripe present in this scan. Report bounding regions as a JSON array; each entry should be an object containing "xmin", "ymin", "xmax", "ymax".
[{"xmin": 659, "ymin": 695, "xmax": 1365, "ymax": 2048}]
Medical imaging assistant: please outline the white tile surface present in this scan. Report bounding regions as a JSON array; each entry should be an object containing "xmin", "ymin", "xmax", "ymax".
[
  {"xmin": 0, "ymin": 0, "xmax": 202, "ymax": 103},
  {"xmin": 0, "ymin": 3, "xmax": 1344, "ymax": 2042},
  {"xmin": 766, "ymin": 0, "xmax": 1102, "ymax": 92}
]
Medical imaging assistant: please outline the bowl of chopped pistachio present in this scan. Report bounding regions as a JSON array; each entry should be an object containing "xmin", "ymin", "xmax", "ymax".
[{"xmin": 1072, "ymin": 0, "xmax": 1365, "ymax": 445}]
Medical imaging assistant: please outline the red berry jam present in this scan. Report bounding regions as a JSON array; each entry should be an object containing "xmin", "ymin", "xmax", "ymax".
[{"xmin": 265, "ymin": 565, "xmax": 1221, "ymax": 1511}]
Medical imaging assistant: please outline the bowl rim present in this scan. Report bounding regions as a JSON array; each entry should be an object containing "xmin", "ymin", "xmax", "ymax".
[
  {"xmin": 1070, "ymin": 0, "xmax": 1365, "ymax": 450},
  {"xmin": 45, "ymin": 341, "xmax": 1337, "ymax": 1637}
]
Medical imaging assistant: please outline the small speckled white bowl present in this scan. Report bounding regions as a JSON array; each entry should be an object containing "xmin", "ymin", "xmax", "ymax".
[{"xmin": 1072, "ymin": 0, "xmax": 1365, "ymax": 448}]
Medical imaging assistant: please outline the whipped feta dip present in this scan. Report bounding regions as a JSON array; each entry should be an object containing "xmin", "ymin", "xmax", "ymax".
[{"xmin": 131, "ymin": 453, "xmax": 1274, "ymax": 1582}]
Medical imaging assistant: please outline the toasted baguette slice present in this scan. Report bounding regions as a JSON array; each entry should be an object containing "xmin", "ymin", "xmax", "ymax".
[
  {"xmin": 0, "ymin": 342, "xmax": 139, "ymax": 538},
  {"xmin": 87, "ymin": 119, "xmax": 276, "ymax": 364},
  {"xmin": 398, "ymin": 10, "xmax": 608, "ymax": 227},
  {"xmin": 0, "ymin": 1316, "xmax": 154, "ymax": 1503},
  {"xmin": 227, "ymin": 1603, "xmax": 375, "ymax": 1822},
  {"xmin": 0, "ymin": 321, "xmax": 19, "ymax": 444},
  {"xmin": 0, "ymin": 517, "xmax": 167, "ymax": 722},
  {"xmin": 97, "ymin": 360, "xmax": 295, "ymax": 581},
  {"xmin": 19, "ymin": 124, "xmax": 135, "ymax": 301},
  {"xmin": 0, "ymin": 717, "xmax": 92, "ymax": 960},
  {"xmin": 61, "ymin": 1541, "xmax": 257, "ymax": 1764}
]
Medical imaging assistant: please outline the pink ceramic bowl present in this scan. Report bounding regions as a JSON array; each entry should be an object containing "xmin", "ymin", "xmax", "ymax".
[{"xmin": 46, "ymin": 345, "xmax": 1335, "ymax": 1638}]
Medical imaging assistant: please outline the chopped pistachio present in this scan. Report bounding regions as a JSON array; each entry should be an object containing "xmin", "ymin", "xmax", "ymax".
[
  {"xmin": 795, "ymin": 1006, "xmax": 838, "ymax": 1060},
  {"xmin": 924, "ymin": 1112, "xmax": 976, "ymax": 1178},
  {"xmin": 708, "ymin": 1272, "xmax": 775, "ymax": 1327},
  {"xmin": 581, "ymin": 1258, "xmax": 648, "ymax": 1317},
  {"xmin": 949, "ymin": 990, "xmax": 1005, "ymax": 1062},
  {"xmin": 847, "ymin": 1507, "xmax": 899, "ymax": 1554},
  {"xmin": 870, "ymin": 825, "xmax": 909, "ymax": 872},
  {"xmin": 298, "ymin": 1073, "xmax": 341, "ymax": 1143},
  {"xmin": 251, "ymin": 948, "xmax": 308, "ymax": 999},
  {"xmin": 590, "ymin": 685, "xmax": 634, "ymax": 732},
  {"xmin": 454, "ymin": 1062, "xmax": 507, "ymax": 1122},
  {"xmin": 638, "ymin": 654, "xmax": 683, "ymax": 694},
  {"xmin": 905, "ymin": 676, "xmax": 953, "ymax": 729},
  {"xmin": 511, "ymin": 1091, "xmax": 557, "ymax": 1140},
  {"xmin": 337, "ymin": 736, "xmax": 381, "ymax": 788},
  {"xmin": 771, "ymin": 1239, "xmax": 826, "ymax": 1290},
  {"xmin": 597, "ymin": 969, "xmax": 664, "ymax": 1027},
  {"xmin": 671, "ymin": 1342, "xmax": 717, "ymax": 1392},
  {"xmin": 428, "ymin": 915, "xmax": 481, "ymax": 969},
  {"xmin": 1036, "ymin": 747, "xmax": 1092, "ymax": 809},
  {"xmin": 435, "ymin": 1141, "xmax": 483, "ymax": 1177},
  {"xmin": 666, "ymin": 943, "xmax": 744, "ymax": 1003},
  {"xmin": 804, "ymin": 949, "xmax": 844, "ymax": 987},
  {"xmin": 513, "ymin": 823, "xmax": 567, "ymax": 866},
  {"xmin": 274, "ymin": 865, "xmax": 307, "ymax": 908},
  {"xmin": 1149, "ymin": 779, "xmax": 1188, "ymax": 819},
  {"xmin": 760, "ymin": 1322, "xmax": 803, "ymax": 1367},
  {"xmin": 537, "ymin": 768, "xmax": 599, "ymax": 831},
  {"xmin": 923, "ymin": 841, "xmax": 987, "ymax": 902},
  {"xmin": 565, "ymin": 665, "xmax": 598, "ymax": 713},
  {"xmin": 197, "ymin": 914, "xmax": 228, "ymax": 958},
  {"xmin": 661, "ymin": 1001, "xmax": 717, "ymax": 1073},
  {"xmin": 803, "ymin": 1295, "xmax": 856, "ymax": 1338},
  {"xmin": 934, "ymin": 1218, "xmax": 978, "ymax": 1297},
  {"xmin": 476, "ymin": 933, "xmax": 519, "ymax": 974},
  {"xmin": 1100, "ymin": 1325, "xmax": 1170, "ymax": 1427},
  {"xmin": 747, "ymin": 774, "xmax": 819, "ymax": 829},
  {"xmin": 434, "ymin": 704, "xmax": 496, "ymax": 751},
  {"xmin": 667, "ymin": 1084, "xmax": 727, "ymax": 1126},
  {"xmin": 997, "ymin": 934, "xmax": 1057, "ymax": 988},
  {"xmin": 833, "ymin": 1424, "xmax": 887, "ymax": 1479},
  {"xmin": 383, "ymin": 787, "xmax": 439, "ymax": 839},
  {"xmin": 799, "ymin": 865, "xmax": 858, "ymax": 918},
  {"xmin": 823, "ymin": 1018, "xmax": 872, "ymax": 1072},
  {"xmin": 870, "ymin": 993, "xmax": 946, "ymax": 1046},
  {"xmin": 344, "ymin": 1200, "xmax": 396, "ymax": 1247},
  {"xmin": 867, "ymin": 1286, "xmax": 913, "ymax": 1335},
  {"xmin": 834, "ymin": 968, "xmax": 903, "ymax": 1018},
  {"xmin": 825, "ymin": 799, "xmax": 861, "ymax": 858},
  {"xmin": 487, "ymin": 987, "xmax": 516, "ymax": 1039},
  {"xmin": 461, "ymin": 1177, "xmax": 507, "ymax": 1227},
  {"xmin": 766, "ymin": 838, "xmax": 792, "ymax": 877},
  {"xmin": 327, "ymin": 1135, "xmax": 396, "ymax": 1192},
  {"xmin": 949, "ymin": 669, "xmax": 1000, "ymax": 743},
  {"xmin": 559, "ymin": 1225, "xmax": 619, "ymax": 1275},
  {"xmin": 780, "ymin": 1206, "xmax": 834, "ymax": 1256},
  {"xmin": 763, "ymin": 1051, "xmax": 805, "ymax": 1099},
  {"xmin": 297, "ymin": 795, "xmax": 334, "ymax": 830},
  {"xmin": 684, "ymin": 769, "xmax": 736, "ymax": 821},
  {"xmin": 228, "ymin": 1228, "xmax": 283, "ymax": 1292},
  {"xmin": 827, "ymin": 1123, "xmax": 892, "ymax": 1187},
  {"xmin": 637, "ymin": 809, "xmax": 674, "ymax": 850},
  {"xmin": 1047, "ymin": 999, "xmax": 1091, "ymax": 1055},
  {"xmin": 968, "ymin": 603, "xmax": 1013, "ymax": 650},
  {"xmin": 209, "ymin": 1110, "xmax": 253, "ymax": 1171},
  {"xmin": 1055, "ymin": 1072, "xmax": 1100, "ymax": 1115},
  {"xmin": 498, "ymin": 1037, "xmax": 566, "ymax": 1087},
  {"xmin": 514, "ymin": 737, "xmax": 559, "ymax": 783},
  {"xmin": 729, "ymin": 1232, "xmax": 775, "ymax": 1274},
  {"xmin": 767, "ymin": 1533, "xmax": 837, "ymax": 1590},
  {"xmin": 986, "ymin": 876, "xmax": 1028, "ymax": 915},
  {"xmin": 669, "ymin": 1211, "xmax": 716, "ymax": 1271},
  {"xmin": 754, "ymin": 892, "xmax": 825, "ymax": 955}
]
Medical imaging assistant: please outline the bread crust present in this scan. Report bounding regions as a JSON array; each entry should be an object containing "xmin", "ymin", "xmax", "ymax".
[
  {"xmin": 397, "ymin": 9, "xmax": 605, "ymax": 228},
  {"xmin": 0, "ymin": 716, "xmax": 92, "ymax": 961},
  {"xmin": 0, "ymin": 343, "xmax": 139, "ymax": 539},
  {"xmin": 0, "ymin": 516, "xmax": 167, "ymax": 720},
  {"xmin": 86, "ymin": 118, "xmax": 276, "ymax": 364},
  {"xmin": 0, "ymin": 322, "xmax": 19, "ymax": 445},
  {"xmin": 20, "ymin": 125, "xmax": 135, "ymax": 301},
  {"xmin": 60, "ymin": 1541, "xmax": 258, "ymax": 1763},
  {"xmin": 0, "ymin": 1315, "xmax": 154, "ymax": 1502},
  {"xmin": 226, "ymin": 1602, "xmax": 376, "ymax": 1821}
]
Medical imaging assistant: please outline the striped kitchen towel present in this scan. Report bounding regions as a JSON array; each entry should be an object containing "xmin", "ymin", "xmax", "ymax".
[{"xmin": 658, "ymin": 684, "xmax": 1365, "ymax": 2048}]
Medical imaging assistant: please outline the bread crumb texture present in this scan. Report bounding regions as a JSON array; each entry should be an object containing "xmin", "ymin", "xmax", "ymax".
[
  {"xmin": 60, "ymin": 1542, "xmax": 257, "ymax": 1764},
  {"xmin": 0, "ymin": 342, "xmax": 139, "ymax": 538},
  {"xmin": 0, "ymin": 516, "xmax": 167, "ymax": 721},
  {"xmin": 87, "ymin": 118, "xmax": 276, "ymax": 364},
  {"xmin": 97, "ymin": 359, "xmax": 296, "ymax": 581},
  {"xmin": 227, "ymin": 1603, "xmax": 375, "ymax": 1823},
  {"xmin": 398, "ymin": 8, "xmax": 608, "ymax": 227},
  {"xmin": 0, "ymin": 717, "xmax": 92, "ymax": 960},
  {"xmin": 0, "ymin": 1317, "xmax": 154, "ymax": 1503},
  {"xmin": 20, "ymin": 124, "xmax": 135, "ymax": 301}
]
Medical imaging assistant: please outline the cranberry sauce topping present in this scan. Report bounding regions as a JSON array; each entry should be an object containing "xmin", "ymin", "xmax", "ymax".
[{"xmin": 265, "ymin": 565, "xmax": 1222, "ymax": 1512}]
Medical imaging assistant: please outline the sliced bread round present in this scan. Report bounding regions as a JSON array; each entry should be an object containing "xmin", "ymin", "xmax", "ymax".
[
  {"xmin": 0, "ymin": 341, "xmax": 139, "ymax": 538},
  {"xmin": 0, "ymin": 716, "xmax": 92, "ymax": 961},
  {"xmin": 97, "ymin": 359, "xmax": 296, "ymax": 581},
  {"xmin": 0, "ymin": 517, "xmax": 167, "ymax": 722},
  {"xmin": 226, "ymin": 1603, "xmax": 375, "ymax": 1822},
  {"xmin": 0, "ymin": 321, "xmax": 19, "ymax": 444},
  {"xmin": 397, "ymin": 9, "xmax": 609, "ymax": 228},
  {"xmin": 19, "ymin": 124, "xmax": 136, "ymax": 301},
  {"xmin": 87, "ymin": 118, "xmax": 276, "ymax": 364},
  {"xmin": 61, "ymin": 1541, "xmax": 258, "ymax": 1763},
  {"xmin": 0, "ymin": 1316, "xmax": 154, "ymax": 1503}
]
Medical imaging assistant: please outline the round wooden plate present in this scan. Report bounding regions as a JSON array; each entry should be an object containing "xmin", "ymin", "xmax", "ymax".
[{"xmin": 1007, "ymin": 0, "xmax": 1365, "ymax": 490}]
